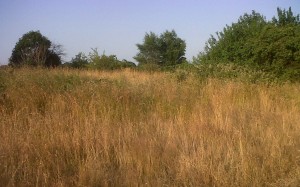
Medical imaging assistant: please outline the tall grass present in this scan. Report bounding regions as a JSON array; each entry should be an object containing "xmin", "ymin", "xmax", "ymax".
[{"xmin": 0, "ymin": 68, "xmax": 299, "ymax": 186}]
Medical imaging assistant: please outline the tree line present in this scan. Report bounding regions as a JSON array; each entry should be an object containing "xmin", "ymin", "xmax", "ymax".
[
  {"xmin": 8, "ymin": 7, "xmax": 300, "ymax": 80},
  {"xmin": 193, "ymin": 7, "xmax": 300, "ymax": 81}
]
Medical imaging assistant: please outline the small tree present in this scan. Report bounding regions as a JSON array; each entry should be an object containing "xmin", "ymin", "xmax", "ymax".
[
  {"xmin": 9, "ymin": 31, "xmax": 63, "ymax": 67},
  {"xmin": 88, "ymin": 49, "xmax": 125, "ymax": 70},
  {"xmin": 134, "ymin": 30, "xmax": 186, "ymax": 66},
  {"xmin": 69, "ymin": 52, "xmax": 89, "ymax": 69}
]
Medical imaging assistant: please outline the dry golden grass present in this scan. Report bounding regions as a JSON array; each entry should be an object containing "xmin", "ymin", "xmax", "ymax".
[{"xmin": 0, "ymin": 68, "xmax": 299, "ymax": 186}]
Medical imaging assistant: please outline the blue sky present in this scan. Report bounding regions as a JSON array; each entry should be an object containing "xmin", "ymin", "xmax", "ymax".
[{"xmin": 0, "ymin": 0, "xmax": 299, "ymax": 65}]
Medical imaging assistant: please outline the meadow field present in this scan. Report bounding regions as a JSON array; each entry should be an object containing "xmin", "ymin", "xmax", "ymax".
[{"xmin": 0, "ymin": 68, "xmax": 299, "ymax": 186}]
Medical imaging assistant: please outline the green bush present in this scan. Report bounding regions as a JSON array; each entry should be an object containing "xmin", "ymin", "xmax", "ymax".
[
  {"xmin": 194, "ymin": 7, "xmax": 300, "ymax": 82},
  {"xmin": 67, "ymin": 49, "xmax": 136, "ymax": 70}
]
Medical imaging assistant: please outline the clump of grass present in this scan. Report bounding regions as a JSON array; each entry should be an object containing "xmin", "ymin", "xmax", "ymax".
[{"xmin": 0, "ymin": 68, "xmax": 299, "ymax": 186}]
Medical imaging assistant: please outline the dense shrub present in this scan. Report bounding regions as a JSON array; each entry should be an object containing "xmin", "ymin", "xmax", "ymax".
[
  {"xmin": 194, "ymin": 7, "xmax": 300, "ymax": 82},
  {"xmin": 67, "ymin": 49, "xmax": 136, "ymax": 70}
]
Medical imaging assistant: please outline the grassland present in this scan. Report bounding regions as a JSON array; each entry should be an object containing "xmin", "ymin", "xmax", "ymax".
[{"xmin": 0, "ymin": 68, "xmax": 299, "ymax": 186}]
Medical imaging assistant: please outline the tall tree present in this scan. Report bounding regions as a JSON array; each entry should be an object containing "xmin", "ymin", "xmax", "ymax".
[
  {"xmin": 159, "ymin": 30, "xmax": 186, "ymax": 65},
  {"xmin": 194, "ymin": 7, "xmax": 300, "ymax": 81},
  {"xmin": 134, "ymin": 30, "xmax": 186, "ymax": 66},
  {"xmin": 134, "ymin": 32, "xmax": 161, "ymax": 65},
  {"xmin": 272, "ymin": 7, "xmax": 300, "ymax": 26},
  {"xmin": 196, "ymin": 10, "xmax": 267, "ymax": 64},
  {"xmin": 9, "ymin": 31, "xmax": 63, "ymax": 67}
]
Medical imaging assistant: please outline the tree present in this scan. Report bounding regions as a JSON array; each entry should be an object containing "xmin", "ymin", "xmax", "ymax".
[
  {"xmin": 134, "ymin": 30, "xmax": 186, "ymax": 66},
  {"xmin": 272, "ymin": 7, "xmax": 300, "ymax": 26},
  {"xmin": 195, "ymin": 10, "xmax": 267, "ymax": 64},
  {"xmin": 88, "ymin": 48, "xmax": 133, "ymax": 70},
  {"xmin": 9, "ymin": 31, "xmax": 63, "ymax": 67},
  {"xmin": 69, "ymin": 52, "xmax": 89, "ymax": 69},
  {"xmin": 119, "ymin": 59, "xmax": 136, "ymax": 68},
  {"xmin": 194, "ymin": 7, "xmax": 300, "ymax": 81}
]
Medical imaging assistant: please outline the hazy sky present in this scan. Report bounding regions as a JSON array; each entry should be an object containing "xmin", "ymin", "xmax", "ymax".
[{"xmin": 0, "ymin": 0, "xmax": 299, "ymax": 65}]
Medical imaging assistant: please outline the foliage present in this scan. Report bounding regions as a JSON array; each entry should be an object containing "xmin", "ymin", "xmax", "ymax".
[
  {"xmin": 68, "ymin": 52, "xmax": 89, "ymax": 69},
  {"xmin": 194, "ymin": 62, "xmax": 284, "ymax": 84},
  {"xmin": 134, "ymin": 30, "xmax": 186, "ymax": 66},
  {"xmin": 253, "ymin": 24, "xmax": 300, "ymax": 79},
  {"xmin": 194, "ymin": 7, "xmax": 300, "ymax": 82},
  {"xmin": 272, "ymin": 7, "xmax": 300, "ymax": 26},
  {"xmin": 9, "ymin": 31, "xmax": 63, "ymax": 67},
  {"xmin": 119, "ymin": 59, "xmax": 137, "ymax": 69},
  {"xmin": 88, "ymin": 49, "xmax": 136, "ymax": 70},
  {"xmin": 137, "ymin": 63, "xmax": 162, "ymax": 72},
  {"xmin": 195, "ymin": 10, "xmax": 267, "ymax": 63},
  {"xmin": 64, "ymin": 49, "xmax": 136, "ymax": 70}
]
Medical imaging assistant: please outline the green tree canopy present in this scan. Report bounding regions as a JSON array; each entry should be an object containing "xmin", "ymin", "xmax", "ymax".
[
  {"xmin": 69, "ymin": 52, "xmax": 89, "ymax": 69},
  {"xmin": 87, "ymin": 49, "xmax": 136, "ymax": 70},
  {"xmin": 134, "ymin": 30, "xmax": 186, "ymax": 66},
  {"xmin": 272, "ymin": 7, "xmax": 300, "ymax": 26},
  {"xmin": 194, "ymin": 7, "xmax": 300, "ymax": 81},
  {"xmin": 196, "ymin": 10, "xmax": 267, "ymax": 63},
  {"xmin": 9, "ymin": 31, "xmax": 63, "ymax": 67}
]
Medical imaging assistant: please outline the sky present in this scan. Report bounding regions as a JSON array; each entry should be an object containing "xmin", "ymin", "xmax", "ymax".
[{"xmin": 0, "ymin": 0, "xmax": 299, "ymax": 65}]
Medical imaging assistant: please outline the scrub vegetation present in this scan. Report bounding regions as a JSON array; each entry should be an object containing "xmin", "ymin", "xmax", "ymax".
[
  {"xmin": 0, "ymin": 68, "xmax": 299, "ymax": 186},
  {"xmin": 1, "ymin": 7, "xmax": 300, "ymax": 186}
]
